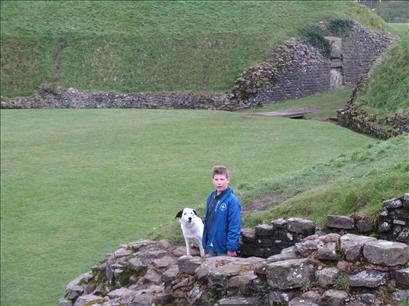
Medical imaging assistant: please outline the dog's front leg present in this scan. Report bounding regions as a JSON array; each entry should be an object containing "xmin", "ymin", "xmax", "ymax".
[
  {"xmin": 198, "ymin": 239, "xmax": 205, "ymax": 257},
  {"xmin": 184, "ymin": 238, "xmax": 192, "ymax": 257}
]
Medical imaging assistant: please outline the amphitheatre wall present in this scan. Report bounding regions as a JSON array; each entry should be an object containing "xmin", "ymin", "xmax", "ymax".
[{"xmin": 1, "ymin": 22, "xmax": 397, "ymax": 112}]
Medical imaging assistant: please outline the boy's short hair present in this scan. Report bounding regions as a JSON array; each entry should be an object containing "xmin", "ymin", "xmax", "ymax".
[{"xmin": 212, "ymin": 165, "xmax": 230, "ymax": 179}]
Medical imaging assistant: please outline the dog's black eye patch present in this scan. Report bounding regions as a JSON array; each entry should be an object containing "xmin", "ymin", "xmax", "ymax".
[{"xmin": 175, "ymin": 210, "xmax": 183, "ymax": 218}]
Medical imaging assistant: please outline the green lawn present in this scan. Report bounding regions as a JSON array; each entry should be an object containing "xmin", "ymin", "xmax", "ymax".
[{"xmin": 1, "ymin": 107, "xmax": 374, "ymax": 306}]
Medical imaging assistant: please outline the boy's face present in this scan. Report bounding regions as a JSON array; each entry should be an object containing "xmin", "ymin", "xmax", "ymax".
[{"xmin": 212, "ymin": 174, "xmax": 230, "ymax": 193}]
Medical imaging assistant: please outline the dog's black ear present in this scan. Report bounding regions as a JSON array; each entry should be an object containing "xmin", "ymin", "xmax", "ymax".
[
  {"xmin": 175, "ymin": 209, "xmax": 183, "ymax": 219},
  {"xmin": 193, "ymin": 210, "xmax": 198, "ymax": 216}
]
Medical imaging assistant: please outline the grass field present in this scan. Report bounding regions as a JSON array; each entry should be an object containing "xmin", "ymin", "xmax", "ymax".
[
  {"xmin": 1, "ymin": 1, "xmax": 388, "ymax": 97},
  {"xmin": 1, "ymin": 101, "xmax": 376, "ymax": 306}
]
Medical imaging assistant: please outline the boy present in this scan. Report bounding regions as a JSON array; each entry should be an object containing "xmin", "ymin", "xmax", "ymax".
[{"xmin": 202, "ymin": 165, "xmax": 241, "ymax": 256}]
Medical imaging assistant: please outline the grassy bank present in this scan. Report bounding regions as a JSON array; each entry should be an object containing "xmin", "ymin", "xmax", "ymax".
[
  {"xmin": 241, "ymin": 134, "xmax": 409, "ymax": 227},
  {"xmin": 354, "ymin": 37, "xmax": 409, "ymax": 117},
  {"xmin": 1, "ymin": 105, "xmax": 374, "ymax": 305},
  {"xmin": 1, "ymin": 1, "xmax": 388, "ymax": 97}
]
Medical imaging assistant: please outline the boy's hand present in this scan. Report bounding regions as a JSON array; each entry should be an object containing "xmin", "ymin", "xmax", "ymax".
[{"xmin": 227, "ymin": 251, "xmax": 237, "ymax": 257}]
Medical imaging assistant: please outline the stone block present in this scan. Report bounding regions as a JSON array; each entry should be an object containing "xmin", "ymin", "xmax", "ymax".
[
  {"xmin": 378, "ymin": 222, "xmax": 391, "ymax": 233},
  {"xmin": 321, "ymin": 289, "xmax": 349, "ymax": 306},
  {"xmin": 394, "ymin": 267, "xmax": 409, "ymax": 289},
  {"xmin": 271, "ymin": 218, "xmax": 287, "ymax": 230},
  {"xmin": 255, "ymin": 224, "xmax": 274, "ymax": 237},
  {"xmin": 316, "ymin": 267, "xmax": 340, "ymax": 287},
  {"xmin": 326, "ymin": 215, "xmax": 355, "ymax": 230},
  {"xmin": 177, "ymin": 256, "xmax": 203, "ymax": 275},
  {"xmin": 301, "ymin": 290, "xmax": 322, "ymax": 305},
  {"xmin": 295, "ymin": 239, "xmax": 323, "ymax": 257},
  {"xmin": 65, "ymin": 274, "xmax": 85, "ymax": 300},
  {"xmin": 143, "ymin": 268, "xmax": 162, "ymax": 284},
  {"xmin": 58, "ymin": 299, "xmax": 73, "ymax": 306},
  {"xmin": 317, "ymin": 242, "xmax": 339, "ymax": 261},
  {"xmin": 216, "ymin": 297, "xmax": 261, "ymax": 306},
  {"xmin": 349, "ymin": 270, "xmax": 387, "ymax": 288},
  {"xmin": 107, "ymin": 287, "xmax": 136, "ymax": 298},
  {"xmin": 355, "ymin": 293, "xmax": 380, "ymax": 305},
  {"xmin": 267, "ymin": 246, "xmax": 298, "ymax": 263},
  {"xmin": 161, "ymin": 264, "xmax": 179, "ymax": 284},
  {"xmin": 363, "ymin": 240, "xmax": 409, "ymax": 266},
  {"xmin": 196, "ymin": 256, "xmax": 264, "ymax": 286},
  {"xmin": 268, "ymin": 290, "xmax": 296, "ymax": 305},
  {"xmin": 287, "ymin": 218, "xmax": 316, "ymax": 236},
  {"xmin": 340, "ymin": 234, "xmax": 376, "ymax": 261},
  {"xmin": 397, "ymin": 228, "xmax": 409, "ymax": 243},
  {"xmin": 384, "ymin": 198, "xmax": 402, "ymax": 209},
  {"xmin": 356, "ymin": 218, "xmax": 374, "ymax": 233},
  {"xmin": 73, "ymin": 294, "xmax": 105, "ymax": 306},
  {"xmin": 289, "ymin": 297, "xmax": 320, "ymax": 306},
  {"xmin": 227, "ymin": 271, "xmax": 258, "ymax": 295},
  {"xmin": 241, "ymin": 228, "xmax": 257, "ymax": 243},
  {"xmin": 128, "ymin": 257, "xmax": 147, "ymax": 274},
  {"xmin": 265, "ymin": 258, "xmax": 315, "ymax": 290}
]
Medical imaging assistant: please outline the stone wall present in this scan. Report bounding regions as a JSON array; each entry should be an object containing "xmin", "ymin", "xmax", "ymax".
[
  {"xmin": 240, "ymin": 194, "xmax": 408, "ymax": 259},
  {"xmin": 229, "ymin": 39, "xmax": 331, "ymax": 107},
  {"xmin": 59, "ymin": 194, "xmax": 409, "ymax": 306},
  {"xmin": 337, "ymin": 77, "xmax": 409, "ymax": 139},
  {"xmin": 59, "ymin": 234, "xmax": 409, "ymax": 306},
  {"xmin": 239, "ymin": 217, "xmax": 316, "ymax": 258},
  {"xmin": 1, "ymin": 22, "xmax": 397, "ymax": 110},
  {"xmin": 342, "ymin": 22, "xmax": 398, "ymax": 86},
  {"xmin": 229, "ymin": 21, "xmax": 398, "ymax": 108},
  {"xmin": 0, "ymin": 86, "xmax": 239, "ymax": 111}
]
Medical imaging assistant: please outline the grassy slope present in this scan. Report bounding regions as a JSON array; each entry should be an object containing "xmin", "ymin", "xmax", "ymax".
[
  {"xmin": 1, "ymin": 107, "xmax": 374, "ymax": 306},
  {"xmin": 1, "ymin": 1, "xmax": 388, "ymax": 97},
  {"xmin": 354, "ymin": 36, "xmax": 409, "ymax": 116},
  {"xmin": 241, "ymin": 134, "xmax": 409, "ymax": 227}
]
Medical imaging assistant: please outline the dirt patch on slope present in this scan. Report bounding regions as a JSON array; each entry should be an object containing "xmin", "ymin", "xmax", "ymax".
[{"xmin": 241, "ymin": 194, "xmax": 285, "ymax": 217}]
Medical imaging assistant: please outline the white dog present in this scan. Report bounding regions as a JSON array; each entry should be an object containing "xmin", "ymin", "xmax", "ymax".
[{"xmin": 175, "ymin": 208, "xmax": 205, "ymax": 257}]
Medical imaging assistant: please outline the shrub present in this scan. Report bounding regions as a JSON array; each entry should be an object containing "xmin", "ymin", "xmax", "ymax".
[
  {"xmin": 300, "ymin": 25, "xmax": 331, "ymax": 58},
  {"xmin": 327, "ymin": 19, "xmax": 353, "ymax": 37}
]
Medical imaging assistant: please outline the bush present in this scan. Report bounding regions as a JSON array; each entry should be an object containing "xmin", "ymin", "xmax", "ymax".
[
  {"xmin": 300, "ymin": 25, "xmax": 331, "ymax": 58},
  {"xmin": 327, "ymin": 19, "xmax": 353, "ymax": 37}
]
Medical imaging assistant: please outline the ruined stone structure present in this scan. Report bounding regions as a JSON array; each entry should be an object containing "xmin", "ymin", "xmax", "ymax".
[
  {"xmin": 337, "ymin": 76, "xmax": 408, "ymax": 139},
  {"xmin": 229, "ymin": 21, "xmax": 398, "ymax": 108},
  {"xmin": 0, "ymin": 86, "xmax": 237, "ymax": 111},
  {"xmin": 1, "ymin": 22, "xmax": 397, "ymax": 111},
  {"xmin": 59, "ymin": 194, "xmax": 409, "ymax": 305}
]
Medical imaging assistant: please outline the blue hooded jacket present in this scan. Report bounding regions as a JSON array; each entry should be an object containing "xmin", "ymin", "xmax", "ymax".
[{"xmin": 202, "ymin": 187, "xmax": 241, "ymax": 254}]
